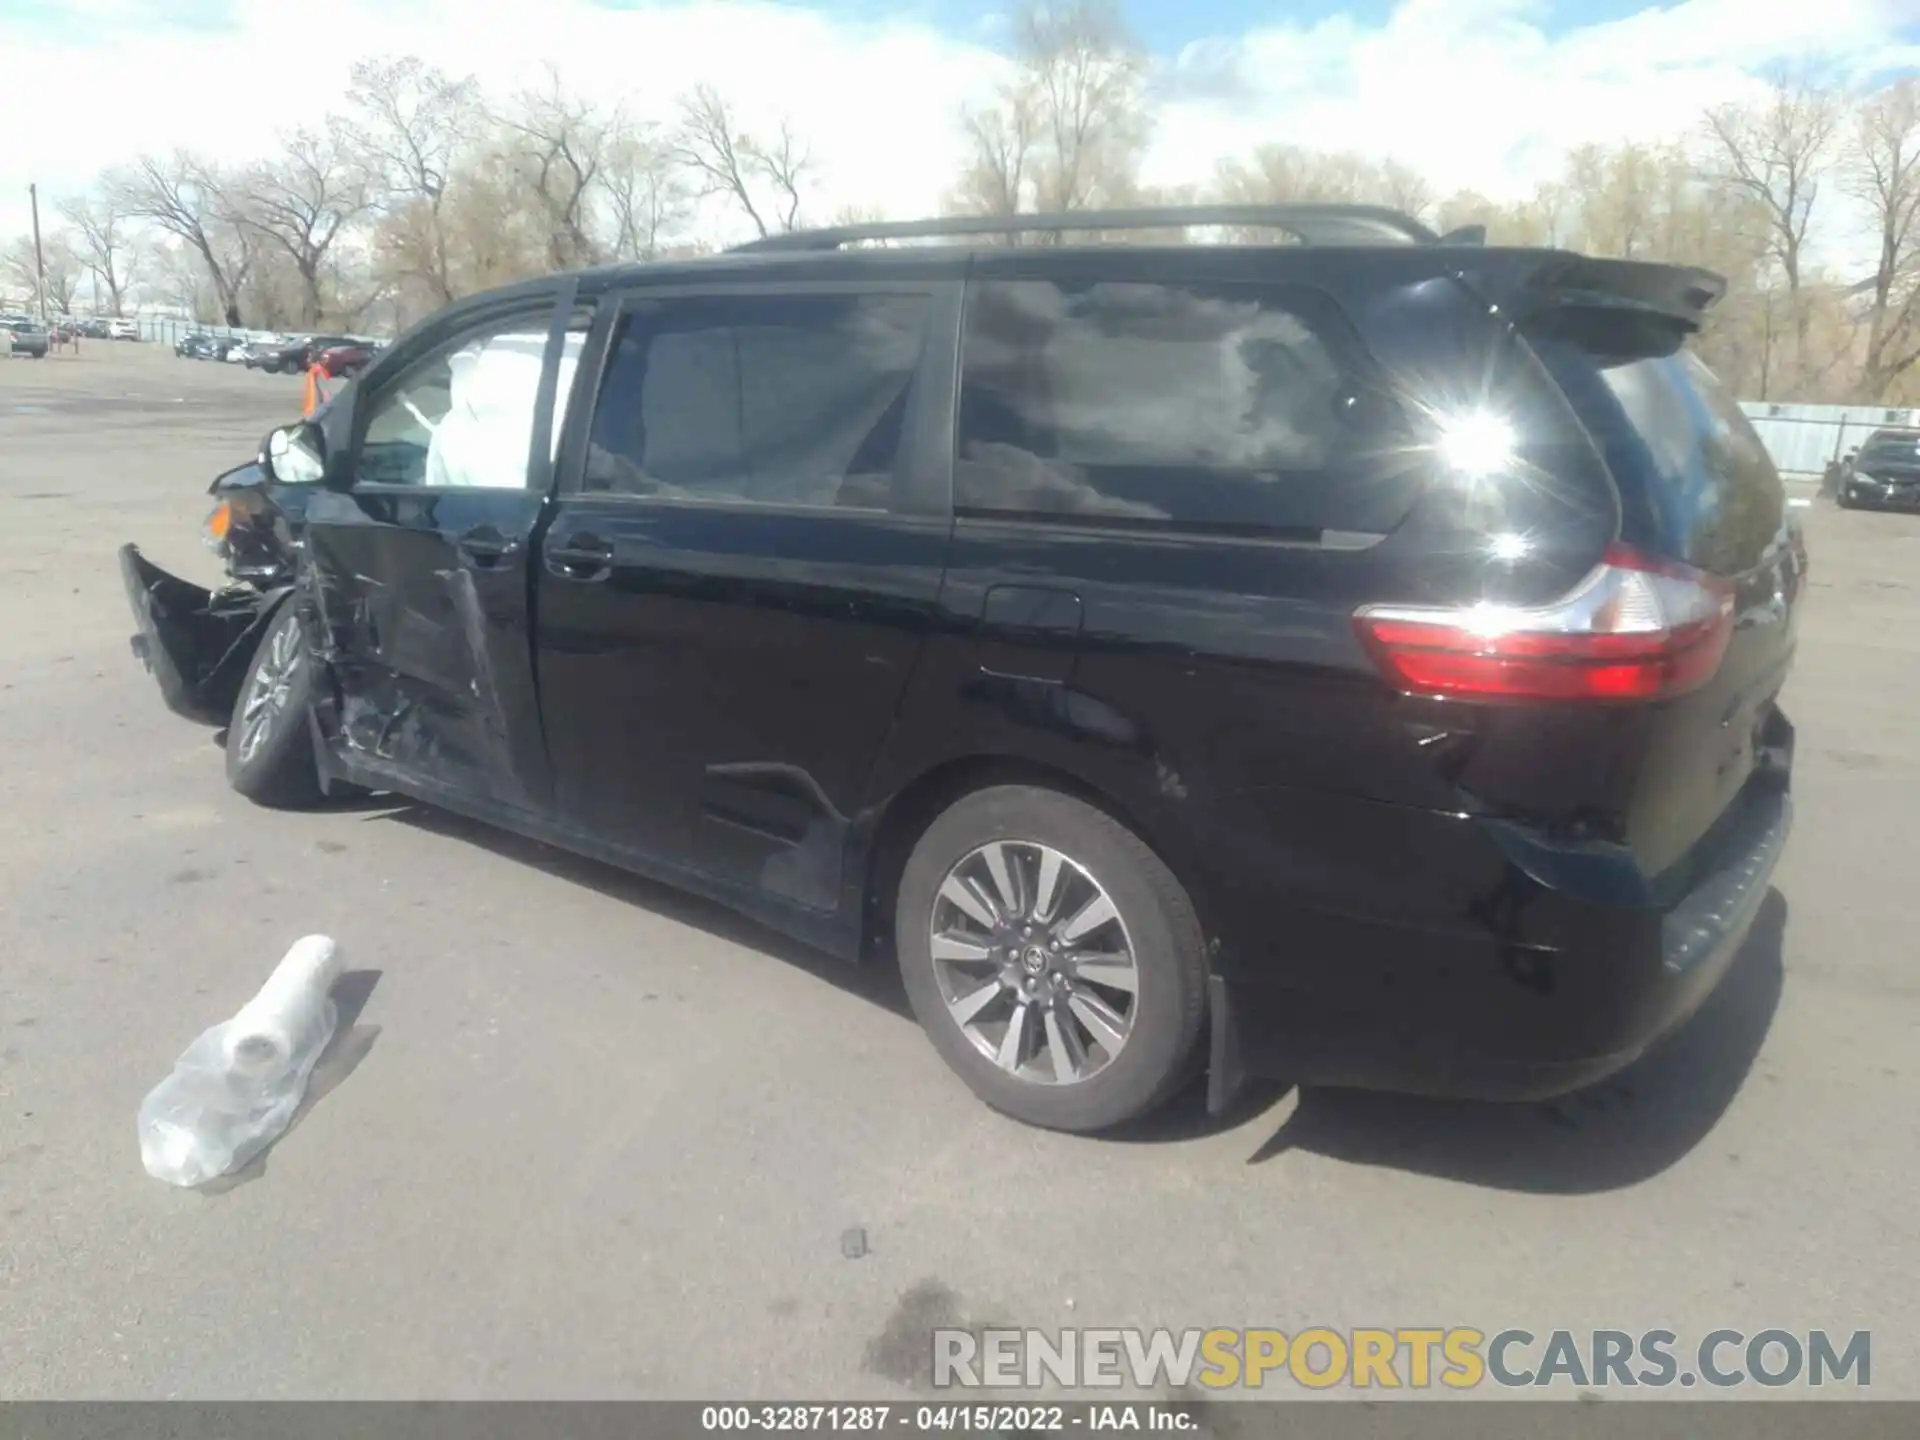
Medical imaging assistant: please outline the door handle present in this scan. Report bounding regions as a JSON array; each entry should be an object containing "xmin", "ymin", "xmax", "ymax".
[
  {"xmin": 545, "ymin": 533, "xmax": 614, "ymax": 581},
  {"xmin": 457, "ymin": 525, "xmax": 518, "ymax": 564}
]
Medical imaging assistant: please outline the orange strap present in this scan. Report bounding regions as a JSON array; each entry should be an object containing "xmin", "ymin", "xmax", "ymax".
[{"xmin": 302, "ymin": 364, "xmax": 325, "ymax": 416}]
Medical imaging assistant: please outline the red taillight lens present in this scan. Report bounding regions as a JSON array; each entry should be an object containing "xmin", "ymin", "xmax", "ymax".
[{"xmin": 1355, "ymin": 544, "xmax": 1734, "ymax": 703}]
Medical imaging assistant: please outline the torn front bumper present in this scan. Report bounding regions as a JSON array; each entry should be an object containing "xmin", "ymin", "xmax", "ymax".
[{"xmin": 119, "ymin": 543, "xmax": 288, "ymax": 725}]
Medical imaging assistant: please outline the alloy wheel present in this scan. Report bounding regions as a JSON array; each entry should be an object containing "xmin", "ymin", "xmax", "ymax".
[
  {"xmin": 237, "ymin": 618, "xmax": 301, "ymax": 764},
  {"xmin": 928, "ymin": 840, "xmax": 1140, "ymax": 1086}
]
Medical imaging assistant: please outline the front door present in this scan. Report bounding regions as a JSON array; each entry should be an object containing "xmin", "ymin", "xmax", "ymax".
[
  {"xmin": 301, "ymin": 290, "xmax": 589, "ymax": 815},
  {"xmin": 536, "ymin": 279, "xmax": 959, "ymax": 917}
]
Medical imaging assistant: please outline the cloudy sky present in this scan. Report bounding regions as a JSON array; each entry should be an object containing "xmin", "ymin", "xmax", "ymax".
[{"xmin": 3, "ymin": 0, "xmax": 1918, "ymax": 248}]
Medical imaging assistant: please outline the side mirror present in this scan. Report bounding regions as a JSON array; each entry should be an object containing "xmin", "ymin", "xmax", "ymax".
[{"xmin": 262, "ymin": 422, "xmax": 327, "ymax": 485}]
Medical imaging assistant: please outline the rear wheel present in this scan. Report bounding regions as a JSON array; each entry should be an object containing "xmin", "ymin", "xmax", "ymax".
[
  {"xmin": 895, "ymin": 785, "xmax": 1207, "ymax": 1132},
  {"xmin": 225, "ymin": 604, "xmax": 323, "ymax": 808}
]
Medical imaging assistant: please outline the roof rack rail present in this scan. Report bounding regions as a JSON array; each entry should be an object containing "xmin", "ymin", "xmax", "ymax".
[{"xmin": 729, "ymin": 204, "xmax": 1444, "ymax": 254}]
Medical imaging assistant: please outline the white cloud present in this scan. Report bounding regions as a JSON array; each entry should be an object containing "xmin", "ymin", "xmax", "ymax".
[
  {"xmin": 0, "ymin": 0, "xmax": 1005, "ymax": 241},
  {"xmin": 1149, "ymin": 0, "xmax": 1920, "ymax": 205},
  {"xmin": 2, "ymin": 0, "xmax": 1916, "ymax": 259}
]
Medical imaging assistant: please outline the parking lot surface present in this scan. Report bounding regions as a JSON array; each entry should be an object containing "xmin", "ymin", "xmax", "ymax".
[{"xmin": 2, "ymin": 344, "xmax": 1917, "ymax": 1400}]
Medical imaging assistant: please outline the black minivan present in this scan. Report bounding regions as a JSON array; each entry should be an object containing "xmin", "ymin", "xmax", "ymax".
[{"xmin": 122, "ymin": 205, "xmax": 1802, "ymax": 1132}]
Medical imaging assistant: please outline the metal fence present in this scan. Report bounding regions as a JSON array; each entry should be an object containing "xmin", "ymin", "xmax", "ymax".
[
  {"xmin": 1740, "ymin": 402, "xmax": 1920, "ymax": 481},
  {"xmin": 137, "ymin": 318, "xmax": 293, "ymax": 348}
]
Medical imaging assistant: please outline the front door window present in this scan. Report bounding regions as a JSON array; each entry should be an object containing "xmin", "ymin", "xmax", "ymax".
[{"xmin": 358, "ymin": 319, "xmax": 586, "ymax": 489}]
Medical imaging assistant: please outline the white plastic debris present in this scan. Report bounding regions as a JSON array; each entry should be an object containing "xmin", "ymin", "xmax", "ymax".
[{"xmin": 137, "ymin": 935, "xmax": 344, "ymax": 1187}]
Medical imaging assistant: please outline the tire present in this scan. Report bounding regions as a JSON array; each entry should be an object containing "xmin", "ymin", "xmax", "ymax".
[
  {"xmin": 225, "ymin": 603, "xmax": 323, "ymax": 808},
  {"xmin": 894, "ymin": 785, "xmax": 1207, "ymax": 1132}
]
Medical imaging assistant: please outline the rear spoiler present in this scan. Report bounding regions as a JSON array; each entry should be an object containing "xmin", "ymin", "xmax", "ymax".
[{"xmin": 1462, "ymin": 252, "xmax": 1727, "ymax": 360}]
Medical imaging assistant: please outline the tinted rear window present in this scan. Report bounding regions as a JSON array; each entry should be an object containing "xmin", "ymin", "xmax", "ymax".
[
  {"xmin": 583, "ymin": 292, "xmax": 929, "ymax": 510},
  {"xmin": 955, "ymin": 279, "xmax": 1421, "ymax": 535},
  {"xmin": 1544, "ymin": 346, "xmax": 1783, "ymax": 575}
]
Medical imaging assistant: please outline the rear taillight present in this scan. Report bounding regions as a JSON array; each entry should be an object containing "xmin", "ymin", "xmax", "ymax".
[{"xmin": 1355, "ymin": 544, "xmax": 1735, "ymax": 703}]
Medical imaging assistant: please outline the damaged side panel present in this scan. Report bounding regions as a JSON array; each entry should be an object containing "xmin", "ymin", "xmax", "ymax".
[
  {"xmin": 119, "ymin": 543, "xmax": 290, "ymax": 725},
  {"xmin": 298, "ymin": 485, "xmax": 554, "ymax": 814}
]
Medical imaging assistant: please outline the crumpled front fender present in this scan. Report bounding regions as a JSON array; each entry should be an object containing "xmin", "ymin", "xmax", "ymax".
[{"xmin": 119, "ymin": 543, "xmax": 293, "ymax": 725}]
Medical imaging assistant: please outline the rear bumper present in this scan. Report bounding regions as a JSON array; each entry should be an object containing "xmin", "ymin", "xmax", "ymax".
[
  {"xmin": 1211, "ymin": 753, "xmax": 1793, "ymax": 1106},
  {"xmin": 119, "ymin": 543, "xmax": 284, "ymax": 724}
]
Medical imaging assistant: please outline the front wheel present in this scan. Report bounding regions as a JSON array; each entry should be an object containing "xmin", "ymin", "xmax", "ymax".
[
  {"xmin": 895, "ymin": 785, "xmax": 1207, "ymax": 1132},
  {"xmin": 226, "ymin": 604, "xmax": 323, "ymax": 808}
]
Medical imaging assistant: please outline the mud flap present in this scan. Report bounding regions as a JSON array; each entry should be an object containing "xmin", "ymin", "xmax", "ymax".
[
  {"xmin": 119, "ymin": 543, "xmax": 287, "ymax": 725},
  {"xmin": 1205, "ymin": 973, "xmax": 1247, "ymax": 1116}
]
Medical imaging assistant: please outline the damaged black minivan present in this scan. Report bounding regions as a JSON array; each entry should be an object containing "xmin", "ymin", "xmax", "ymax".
[{"xmin": 122, "ymin": 205, "xmax": 1803, "ymax": 1132}]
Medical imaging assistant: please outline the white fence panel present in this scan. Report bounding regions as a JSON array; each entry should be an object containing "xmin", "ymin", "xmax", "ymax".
[{"xmin": 1740, "ymin": 403, "xmax": 1920, "ymax": 480}]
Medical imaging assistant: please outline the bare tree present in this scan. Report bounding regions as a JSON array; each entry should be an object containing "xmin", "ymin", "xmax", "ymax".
[
  {"xmin": 1844, "ymin": 77, "xmax": 1920, "ymax": 399},
  {"xmin": 1704, "ymin": 71, "xmax": 1842, "ymax": 370},
  {"xmin": 338, "ymin": 55, "xmax": 478, "ymax": 306},
  {"xmin": 436, "ymin": 145, "xmax": 551, "ymax": 294},
  {"xmin": 603, "ymin": 121, "xmax": 691, "ymax": 262},
  {"xmin": 952, "ymin": 92, "xmax": 1037, "ymax": 218},
  {"xmin": 149, "ymin": 239, "xmax": 215, "ymax": 321},
  {"xmin": 755, "ymin": 119, "xmax": 811, "ymax": 234},
  {"xmin": 1377, "ymin": 159, "xmax": 1433, "ymax": 221},
  {"xmin": 953, "ymin": 0, "xmax": 1146, "ymax": 225},
  {"xmin": 672, "ymin": 83, "xmax": 813, "ymax": 238},
  {"xmin": 57, "ymin": 192, "xmax": 138, "ymax": 315},
  {"xmin": 236, "ymin": 128, "xmax": 370, "ymax": 326},
  {"xmin": 4, "ymin": 233, "xmax": 81, "ymax": 314},
  {"xmin": 498, "ymin": 69, "xmax": 611, "ymax": 270},
  {"xmin": 1431, "ymin": 188, "xmax": 1502, "ymax": 238},
  {"xmin": 1213, "ymin": 145, "xmax": 1436, "ymax": 240},
  {"xmin": 105, "ymin": 152, "xmax": 246, "ymax": 325},
  {"xmin": 1016, "ymin": 0, "xmax": 1148, "ymax": 212}
]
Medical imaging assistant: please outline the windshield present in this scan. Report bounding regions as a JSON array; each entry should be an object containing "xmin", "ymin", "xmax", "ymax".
[{"xmin": 1857, "ymin": 431, "xmax": 1920, "ymax": 465}]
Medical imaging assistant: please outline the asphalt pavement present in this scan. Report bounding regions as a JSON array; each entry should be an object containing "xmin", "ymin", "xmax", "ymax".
[{"xmin": 1, "ymin": 343, "xmax": 1916, "ymax": 1402}]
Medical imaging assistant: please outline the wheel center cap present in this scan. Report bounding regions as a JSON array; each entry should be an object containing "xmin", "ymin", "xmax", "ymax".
[{"xmin": 1020, "ymin": 945, "xmax": 1049, "ymax": 975}]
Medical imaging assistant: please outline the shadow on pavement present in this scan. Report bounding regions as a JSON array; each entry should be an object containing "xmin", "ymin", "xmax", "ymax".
[
  {"xmin": 350, "ymin": 787, "xmax": 1786, "ymax": 1194},
  {"xmin": 369, "ymin": 800, "xmax": 915, "ymax": 1023},
  {"xmin": 1239, "ymin": 891, "xmax": 1789, "ymax": 1192},
  {"xmin": 1108, "ymin": 893, "xmax": 1786, "ymax": 1194},
  {"xmin": 197, "ymin": 967, "xmax": 384, "ymax": 1195}
]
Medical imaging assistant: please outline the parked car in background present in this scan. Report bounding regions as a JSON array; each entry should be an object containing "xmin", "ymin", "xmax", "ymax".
[
  {"xmin": 241, "ymin": 336, "xmax": 289, "ymax": 369},
  {"xmin": 79, "ymin": 318, "xmax": 113, "ymax": 339},
  {"xmin": 281, "ymin": 334, "xmax": 360, "ymax": 373},
  {"xmin": 313, "ymin": 340, "xmax": 380, "ymax": 378},
  {"xmin": 191, "ymin": 335, "xmax": 247, "ymax": 361},
  {"xmin": 253, "ymin": 335, "xmax": 315, "ymax": 373},
  {"xmin": 1837, "ymin": 429, "xmax": 1920, "ymax": 511},
  {"xmin": 107, "ymin": 318, "xmax": 140, "ymax": 341},
  {"xmin": 176, "ymin": 332, "xmax": 216, "ymax": 358},
  {"xmin": 4, "ymin": 315, "xmax": 49, "ymax": 357},
  {"xmin": 116, "ymin": 203, "xmax": 1805, "ymax": 1132}
]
